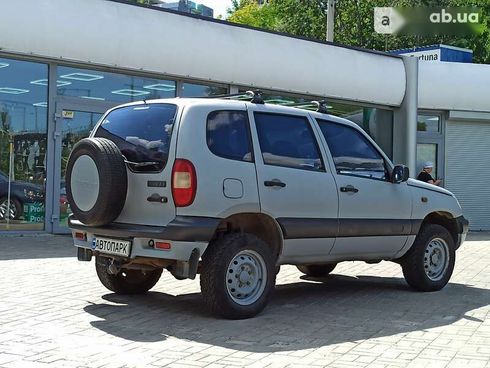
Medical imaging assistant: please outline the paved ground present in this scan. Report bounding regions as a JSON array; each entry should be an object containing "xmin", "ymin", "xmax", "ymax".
[{"xmin": 0, "ymin": 234, "xmax": 489, "ymax": 368}]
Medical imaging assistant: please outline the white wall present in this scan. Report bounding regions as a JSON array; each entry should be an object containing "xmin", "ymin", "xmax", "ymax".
[
  {"xmin": 419, "ymin": 62, "xmax": 490, "ymax": 112},
  {"xmin": 0, "ymin": 0, "xmax": 406, "ymax": 107}
]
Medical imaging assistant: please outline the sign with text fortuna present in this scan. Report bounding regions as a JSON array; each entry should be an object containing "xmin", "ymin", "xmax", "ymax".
[{"xmin": 390, "ymin": 45, "xmax": 473, "ymax": 63}]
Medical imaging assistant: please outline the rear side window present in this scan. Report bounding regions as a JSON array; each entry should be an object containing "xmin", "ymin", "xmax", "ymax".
[
  {"xmin": 206, "ymin": 110, "xmax": 253, "ymax": 162},
  {"xmin": 254, "ymin": 112, "xmax": 324, "ymax": 171},
  {"xmin": 317, "ymin": 119, "xmax": 387, "ymax": 180},
  {"xmin": 95, "ymin": 103, "xmax": 177, "ymax": 172}
]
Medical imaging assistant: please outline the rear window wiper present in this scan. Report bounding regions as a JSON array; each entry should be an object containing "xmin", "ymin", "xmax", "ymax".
[{"xmin": 123, "ymin": 159, "xmax": 160, "ymax": 167}]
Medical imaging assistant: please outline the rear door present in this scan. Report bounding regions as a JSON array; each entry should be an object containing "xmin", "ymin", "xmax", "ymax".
[
  {"xmin": 248, "ymin": 106, "xmax": 339, "ymax": 264},
  {"xmin": 93, "ymin": 102, "xmax": 179, "ymax": 226}
]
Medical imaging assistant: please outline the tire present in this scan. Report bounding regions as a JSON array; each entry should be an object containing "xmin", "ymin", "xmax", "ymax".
[
  {"xmin": 297, "ymin": 263, "xmax": 337, "ymax": 277},
  {"xmin": 0, "ymin": 197, "xmax": 22, "ymax": 220},
  {"xmin": 66, "ymin": 138, "xmax": 127, "ymax": 226},
  {"xmin": 95, "ymin": 256, "xmax": 162, "ymax": 294},
  {"xmin": 401, "ymin": 224, "xmax": 455, "ymax": 292},
  {"xmin": 200, "ymin": 233, "xmax": 276, "ymax": 319}
]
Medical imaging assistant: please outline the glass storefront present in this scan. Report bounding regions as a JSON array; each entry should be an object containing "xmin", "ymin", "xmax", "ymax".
[
  {"xmin": 417, "ymin": 115, "xmax": 440, "ymax": 132},
  {"xmin": 0, "ymin": 57, "xmax": 48, "ymax": 230},
  {"xmin": 57, "ymin": 66, "xmax": 177, "ymax": 102},
  {"xmin": 0, "ymin": 56, "xmax": 397, "ymax": 232},
  {"xmin": 417, "ymin": 143, "xmax": 438, "ymax": 177},
  {"xmin": 416, "ymin": 113, "xmax": 443, "ymax": 180},
  {"xmin": 182, "ymin": 82, "xmax": 227, "ymax": 97}
]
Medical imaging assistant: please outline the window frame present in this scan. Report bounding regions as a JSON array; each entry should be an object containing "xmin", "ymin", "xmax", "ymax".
[
  {"xmin": 416, "ymin": 111, "xmax": 445, "ymax": 181},
  {"xmin": 316, "ymin": 118, "xmax": 391, "ymax": 182},
  {"xmin": 206, "ymin": 109, "xmax": 255, "ymax": 163},
  {"xmin": 253, "ymin": 111, "xmax": 326, "ymax": 173}
]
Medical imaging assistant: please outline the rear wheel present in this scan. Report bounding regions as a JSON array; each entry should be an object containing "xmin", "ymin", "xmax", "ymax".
[
  {"xmin": 297, "ymin": 263, "xmax": 337, "ymax": 277},
  {"xmin": 200, "ymin": 233, "xmax": 276, "ymax": 319},
  {"xmin": 95, "ymin": 256, "xmax": 162, "ymax": 294},
  {"xmin": 401, "ymin": 224, "xmax": 455, "ymax": 292}
]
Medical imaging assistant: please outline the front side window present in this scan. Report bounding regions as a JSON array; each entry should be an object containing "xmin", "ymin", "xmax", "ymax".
[
  {"xmin": 207, "ymin": 110, "xmax": 252, "ymax": 162},
  {"xmin": 95, "ymin": 104, "xmax": 177, "ymax": 172},
  {"xmin": 318, "ymin": 120, "xmax": 387, "ymax": 180},
  {"xmin": 254, "ymin": 113, "xmax": 323, "ymax": 171}
]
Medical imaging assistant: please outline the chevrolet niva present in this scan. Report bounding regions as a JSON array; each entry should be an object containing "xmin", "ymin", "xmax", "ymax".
[{"xmin": 67, "ymin": 93, "xmax": 468, "ymax": 319}]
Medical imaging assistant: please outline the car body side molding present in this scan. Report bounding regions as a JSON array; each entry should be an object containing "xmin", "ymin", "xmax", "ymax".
[{"xmin": 277, "ymin": 217, "xmax": 423, "ymax": 239}]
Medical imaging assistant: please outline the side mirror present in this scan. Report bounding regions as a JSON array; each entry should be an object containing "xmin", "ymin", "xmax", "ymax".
[{"xmin": 391, "ymin": 165, "xmax": 409, "ymax": 183}]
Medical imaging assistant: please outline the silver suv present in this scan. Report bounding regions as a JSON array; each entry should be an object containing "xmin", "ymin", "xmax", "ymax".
[{"xmin": 67, "ymin": 93, "xmax": 468, "ymax": 319}]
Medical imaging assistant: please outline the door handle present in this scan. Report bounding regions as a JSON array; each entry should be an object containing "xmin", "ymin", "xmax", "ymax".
[
  {"xmin": 340, "ymin": 185, "xmax": 359, "ymax": 193},
  {"xmin": 147, "ymin": 193, "xmax": 168, "ymax": 203},
  {"xmin": 264, "ymin": 179, "xmax": 286, "ymax": 188}
]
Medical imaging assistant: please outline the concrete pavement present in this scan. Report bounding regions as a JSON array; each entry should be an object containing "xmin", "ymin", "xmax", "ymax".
[{"xmin": 0, "ymin": 234, "xmax": 489, "ymax": 367}]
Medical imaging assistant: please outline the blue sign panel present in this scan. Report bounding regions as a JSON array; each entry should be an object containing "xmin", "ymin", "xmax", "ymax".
[{"xmin": 391, "ymin": 44, "xmax": 472, "ymax": 63}]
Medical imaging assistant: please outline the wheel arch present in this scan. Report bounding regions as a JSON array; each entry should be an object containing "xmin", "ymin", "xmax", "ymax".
[
  {"xmin": 420, "ymin": 211, "xmax": 459, "ymax": 246},
  {"xmin": 206, "ymin": 213, "xmax": 284, "ymax": 259}
]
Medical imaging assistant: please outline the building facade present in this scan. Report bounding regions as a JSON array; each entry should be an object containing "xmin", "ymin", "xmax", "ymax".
[
  {"xmin": 157, "ymin": 0, "xmax": 213, "ymax": 17},
  {"xmin": 0, "ymin": 0, "xmax": 489, "ymax": 232}
]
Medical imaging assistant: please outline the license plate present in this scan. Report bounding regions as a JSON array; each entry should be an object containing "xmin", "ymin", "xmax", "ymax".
[{"xmin": 92, "ymin": 237, "xmax": 131, "ymax": 257}]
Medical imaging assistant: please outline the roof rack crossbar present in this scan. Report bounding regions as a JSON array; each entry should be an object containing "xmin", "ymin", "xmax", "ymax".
[
  {"xmin": 198, "ymin": 91, "xmax": 328, "ymax": 112},
  {"xmin": 201, "ymin": 90, "xmax": 264, "ymax": 104},
  {"xmin": 287, "ymin": 100, "xmax": 329, "ymax": 113}
]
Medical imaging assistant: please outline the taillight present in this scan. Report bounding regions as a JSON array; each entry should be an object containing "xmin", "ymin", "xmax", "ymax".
[{"xmin": 171, "ymin": 159, "xmax": 197, "ymax": 207}]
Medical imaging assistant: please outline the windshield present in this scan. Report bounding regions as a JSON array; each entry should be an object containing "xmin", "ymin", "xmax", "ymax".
[{"xmin": 95, "ymin": 103, "xmax": 177, "ymax": 172}]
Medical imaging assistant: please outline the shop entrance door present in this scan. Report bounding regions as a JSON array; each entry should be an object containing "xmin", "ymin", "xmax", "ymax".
[
  {"xmin": 416, "ymin": 114, "xmax": 445, "ymax": 184},
  {"xmin": 52, "ymin": 100, "xmax": 116, "ymax": 233}
]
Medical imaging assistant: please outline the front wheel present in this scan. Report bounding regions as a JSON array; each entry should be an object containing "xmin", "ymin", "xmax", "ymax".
[
  {"xmin": 95, "ymin": 256, "xmax": 162, "ymax": 294},
  {"xmin": 401, "ymin": 224, "xmax": 455, "ymax": 292},
  {"xmin": 200, "ymin": 233, "xmax": 276, "ymax": 319}
]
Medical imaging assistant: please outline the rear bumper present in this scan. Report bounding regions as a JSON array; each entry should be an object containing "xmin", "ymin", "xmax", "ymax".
[
  {"xmin": 68, "ymin": 215, "xmax": 220, "ymax": 241},
  {"xmin": 68, "ymin": 215, "xmax": 220, "ymax": 261},
  {"xmin": 455, "ymin": 215, "xmax": 469, "ymax": 249}
]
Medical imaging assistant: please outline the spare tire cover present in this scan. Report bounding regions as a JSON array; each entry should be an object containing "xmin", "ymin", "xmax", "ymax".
[{"xmin": 66, "ymin": 138, "xmax": 128, "ymax": 227}]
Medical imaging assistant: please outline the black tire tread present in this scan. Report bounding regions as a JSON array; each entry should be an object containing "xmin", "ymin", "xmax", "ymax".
[
  {"xmin": 66, "ymin": 137, "xmax": 127, "ymax": 226},
  {"xmin": 95, "ymin": 256, "xmax": 162, "ymax": 295},
  {"xmin": 401, "ymin": 224, "xmax": 455, "ymax": 292},
  {"xmin": 297, "ymin": 263, "xmax": 337, "ymax": 277},
  {"xmin": 200, "ymin": 233, "xmax": 276, "ymax": 319}
]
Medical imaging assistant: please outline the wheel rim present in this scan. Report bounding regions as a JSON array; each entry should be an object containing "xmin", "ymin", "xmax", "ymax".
[
  {"xmin": 424, "ymin": 237, "xmax": 450, "ymax": 281},
  {"xmin": 226, "ymin": 250, "xmax": 267, "ymax": 306},
  {"xmin": 0, "ymin": 200, "xmax": 17, "ymax": 220}
]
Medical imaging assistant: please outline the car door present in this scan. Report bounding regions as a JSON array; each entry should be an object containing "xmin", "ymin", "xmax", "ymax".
[
  {"xmin": 315, "ymin": 118, "xmax": 413, "ymax": 258},
  {"xmin": 248, "ymin": 106, "xmax": 339, "ymax": 264}
]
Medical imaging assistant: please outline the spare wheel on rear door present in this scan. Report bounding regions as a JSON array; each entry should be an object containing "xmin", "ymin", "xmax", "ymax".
[{"xmin": 66, "ymin": 137, "xmax": 128, "ymax": 226}]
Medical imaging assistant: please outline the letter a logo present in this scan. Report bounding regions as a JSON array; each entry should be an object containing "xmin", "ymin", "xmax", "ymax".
[{"xmin": 374, "ymin": 7, "xmax": 405, "ymax": 34}]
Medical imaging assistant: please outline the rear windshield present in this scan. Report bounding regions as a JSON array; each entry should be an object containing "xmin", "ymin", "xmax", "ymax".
[{"xmin": 95, "ymin": 103, "xmax": 177, "ymax": 172}]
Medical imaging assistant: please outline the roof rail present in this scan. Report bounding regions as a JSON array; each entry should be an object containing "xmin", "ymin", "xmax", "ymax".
[
  {"xmin": 289, "ymin": 100, "xmax": 329, "ymax": 114},
  {"xmin": 201, "ymin": 90, "xmax": 329, "ymax": 113},
  {"xmin": 203, "ymin": 90, "xmax": 264, "ymax": 104}
]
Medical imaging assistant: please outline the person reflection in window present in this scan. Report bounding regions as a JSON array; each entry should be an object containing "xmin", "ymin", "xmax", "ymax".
[{"xmin": 417, "ymin": 162, "xmax": 442, "ymax": 186}]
